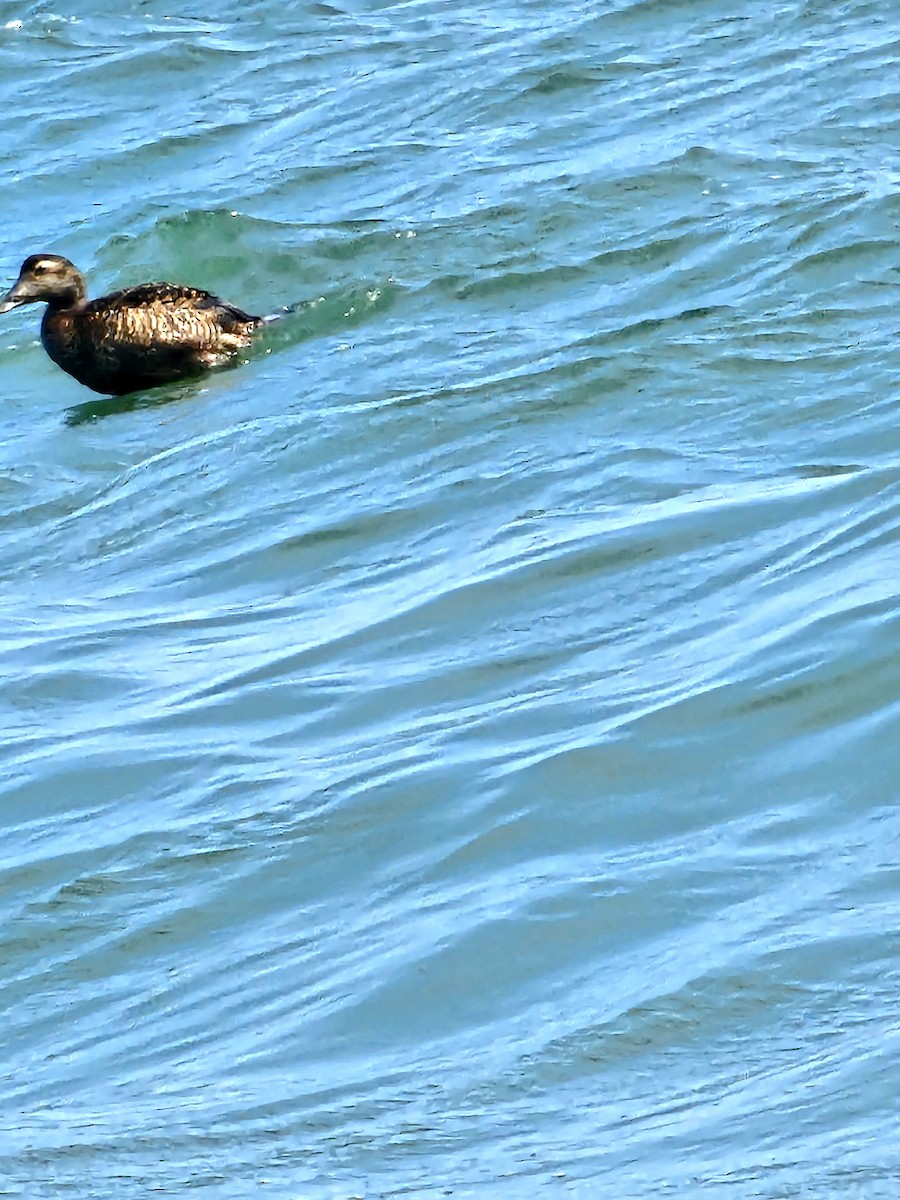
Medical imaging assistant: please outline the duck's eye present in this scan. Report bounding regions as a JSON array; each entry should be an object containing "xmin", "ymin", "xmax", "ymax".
[{"xmin": 32, "ymin": 262, "xmax": 47, "ymax": 275}]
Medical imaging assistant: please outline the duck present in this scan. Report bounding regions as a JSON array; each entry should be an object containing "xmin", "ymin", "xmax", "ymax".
[{"xmin": 0, "ymin": 253, "xmax": 264, "ymax": 395}]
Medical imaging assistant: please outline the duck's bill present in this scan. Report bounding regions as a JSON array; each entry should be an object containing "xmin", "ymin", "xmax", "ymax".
[{"xmin": 0, "ymin": 291, "xmax": 26, "ymax": 314}]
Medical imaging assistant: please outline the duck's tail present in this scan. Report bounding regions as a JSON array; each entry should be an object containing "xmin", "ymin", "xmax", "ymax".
[{"xmin": 260, "ymin": 300, "xmax": 306, "ymax": 325}]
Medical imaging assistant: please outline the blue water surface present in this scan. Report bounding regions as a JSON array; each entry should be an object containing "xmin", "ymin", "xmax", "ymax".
[{"xmin": 2, "ymin": 2, "xmax": 900, "ymax": 1196}]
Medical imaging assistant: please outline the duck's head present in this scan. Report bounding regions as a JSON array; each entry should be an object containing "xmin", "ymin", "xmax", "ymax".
[{"xmin": 0, "ymin": 254, "xmax": 86, "ymax": 313}]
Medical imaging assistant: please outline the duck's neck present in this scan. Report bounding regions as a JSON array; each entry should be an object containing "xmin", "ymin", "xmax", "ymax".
[{"xmin": 46, "ymin": 278, "xmax": 87, "ymax": 311}]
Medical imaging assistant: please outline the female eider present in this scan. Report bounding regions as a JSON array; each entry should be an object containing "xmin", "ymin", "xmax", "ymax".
[{"xmin": 0, "ymin": 254, "xmax": 263, "ymax": 396}]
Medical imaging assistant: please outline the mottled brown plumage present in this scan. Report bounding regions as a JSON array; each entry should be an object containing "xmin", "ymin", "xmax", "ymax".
[{"xmin": 0, "ymin": 254, "xmax": 262, "ymax": 395}]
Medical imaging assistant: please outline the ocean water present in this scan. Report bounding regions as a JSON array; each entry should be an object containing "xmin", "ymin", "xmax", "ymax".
[{"xmin": 2, "ymin": 1, "xmax": 900, "ymax": 1195}]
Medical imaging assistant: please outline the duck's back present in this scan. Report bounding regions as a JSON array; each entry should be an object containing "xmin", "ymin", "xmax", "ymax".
[{"xmin": 42, "ymin": 282, "xmax": 262, "ymax": 395}]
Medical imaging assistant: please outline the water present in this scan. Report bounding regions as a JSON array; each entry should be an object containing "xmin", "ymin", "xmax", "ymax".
[{"xmin": 2, "ymin": 1, "xmax": 900, "ymax": 1195}]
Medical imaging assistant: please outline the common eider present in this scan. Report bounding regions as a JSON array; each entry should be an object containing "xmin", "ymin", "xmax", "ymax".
[{"xmin": 0, "ymin": 253, "xmax": 263, "ymax": 395}]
